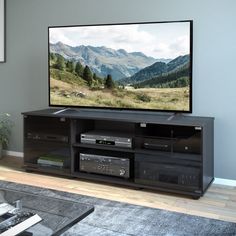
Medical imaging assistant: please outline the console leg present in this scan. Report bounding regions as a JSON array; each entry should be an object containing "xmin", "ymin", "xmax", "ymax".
[
  {"xmin": 192, "ymin": 195, "xmax": 200, "ymax": 200},
  {"xmin": 133, "ymin": 187, "xmax": 144, "ymax": 190}
]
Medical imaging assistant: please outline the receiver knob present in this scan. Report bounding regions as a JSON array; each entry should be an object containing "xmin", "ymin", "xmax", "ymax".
[{"xmin": 120, "ymin": 168, "xmax": 126, "ymax": 176}]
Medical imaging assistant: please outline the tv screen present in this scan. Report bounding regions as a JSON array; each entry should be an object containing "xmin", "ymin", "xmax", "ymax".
[{"xmin": 48, "ymin": 20, "xmax": 192, "ymax": 113}]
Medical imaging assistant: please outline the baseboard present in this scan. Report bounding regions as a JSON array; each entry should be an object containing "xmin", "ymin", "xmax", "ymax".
[
  {"xmin": 214, "ymin": 178, "xmax": 236, "ymax": 187},
  {"xmin": 2, "ymin": 150, "xmax": 23, "ymax": 158}
]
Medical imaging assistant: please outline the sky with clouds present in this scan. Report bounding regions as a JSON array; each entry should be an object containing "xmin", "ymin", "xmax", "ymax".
[{"xmin": 49, "ymin": 22, "xmax": 190, "ymax": 59}]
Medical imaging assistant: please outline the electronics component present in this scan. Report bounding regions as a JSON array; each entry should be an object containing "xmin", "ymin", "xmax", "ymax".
[
  {"xmin": 79, "ymin": 153, "xmax": 130, "ymax": 178},
  {"xmin": 80, "ymin": 131, "xmax": 133, "ymax": 149}
]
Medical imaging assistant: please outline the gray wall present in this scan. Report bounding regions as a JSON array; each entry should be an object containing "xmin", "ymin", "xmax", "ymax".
[{"xmin": 0, "ymin": 0, "xmax": 235, "ymax": 180}]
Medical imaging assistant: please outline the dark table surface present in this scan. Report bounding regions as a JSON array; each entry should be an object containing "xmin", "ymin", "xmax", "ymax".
[{"xmin": 0, "ymin": 188, "xmax": 94, "ymax": 235}]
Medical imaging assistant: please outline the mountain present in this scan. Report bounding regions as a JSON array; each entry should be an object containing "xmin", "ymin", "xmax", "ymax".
[
  {"xmin": 119, "ymin": 54, "xmax": 190, "ymax": 84},
  {"xmin": 166, "ymin": 54, "xmax": 190, "ymax": 72},
  {"xmin": 134, "ymin": 63, "xmax": 190, "ymax": 88},
  {"xmin": 50, "ymin": 42, "xmax": 162, "ymax": 80}
]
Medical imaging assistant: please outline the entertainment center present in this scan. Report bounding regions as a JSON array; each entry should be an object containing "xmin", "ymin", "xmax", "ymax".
[
  {"xmin": 22, "ymin": 109, "xmax": 214, "ymax": 199},
  {"xmin": 22, "ymin": 19, "xmax": 214, "ymax": 198}
]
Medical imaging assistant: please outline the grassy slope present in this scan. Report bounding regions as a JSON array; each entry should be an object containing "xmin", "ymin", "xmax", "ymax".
[
  {"xmin": 50, "ymin": 76, "xmax": 190, "ymax": 111},
  {"xmin": 50, "ymin": 68, "xmax": 86, "ymax": 86}
]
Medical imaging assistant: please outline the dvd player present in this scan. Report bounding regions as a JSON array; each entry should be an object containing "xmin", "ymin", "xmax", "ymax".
[{"xmin": 80, "ymin": 130, "xmax": 133, "ymax": 149}]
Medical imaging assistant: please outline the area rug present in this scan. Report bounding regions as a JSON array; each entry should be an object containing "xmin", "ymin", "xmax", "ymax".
[{"xmin": 0, "ymin": 181, "xmax": 235, "ymax": 236}]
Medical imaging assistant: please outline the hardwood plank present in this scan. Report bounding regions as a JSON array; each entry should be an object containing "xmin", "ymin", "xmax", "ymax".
[{"xmin": 1, "ymin": 156, "xmax": 236, "ymax": 223}]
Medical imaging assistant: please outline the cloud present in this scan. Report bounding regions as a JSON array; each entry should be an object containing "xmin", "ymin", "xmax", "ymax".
[
  {"xmin": 49, "ymin": 23, "xmax": 190, "ymax": 59},
  {"xmin": 153, "ymin": 36, "xmax": 189, "ymax": 58}
]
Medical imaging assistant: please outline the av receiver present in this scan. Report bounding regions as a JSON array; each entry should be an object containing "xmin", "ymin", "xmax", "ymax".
[
  {"xmin": 80, "ymin": 131, "xmax": 133, "ymax": 149},
  {"xmin": 79, "ymin": 153, "xmax": 130, "ymax": 178}
]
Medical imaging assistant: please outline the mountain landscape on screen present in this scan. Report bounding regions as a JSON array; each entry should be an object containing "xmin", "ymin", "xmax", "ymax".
[
  {"xmin": 50, "ymin": 42, "xmax": 173, "ymax": 81},
  {"xmin": 49, "ymin": 22, "xmax": 191, "ymax": 111}
]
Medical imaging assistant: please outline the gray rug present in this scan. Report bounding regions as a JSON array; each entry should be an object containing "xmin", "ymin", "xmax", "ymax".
[{"xmin": 0, "ymin": 181, "xmax": 235, "ymax": 236}]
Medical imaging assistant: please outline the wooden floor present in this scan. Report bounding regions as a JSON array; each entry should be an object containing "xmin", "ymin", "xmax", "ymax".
[{"xmin": 0, "ymin": 156, "xmax": 236, "ymax": 223}]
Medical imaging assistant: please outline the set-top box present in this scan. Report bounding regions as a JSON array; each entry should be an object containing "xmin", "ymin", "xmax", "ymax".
[
  {"xmin": 27, "ymin": 132, "xmax": 69, "ymax": 143},
  {"xmin": 80, "ymin": 130, "xmax": 133, "ymax": 149}
]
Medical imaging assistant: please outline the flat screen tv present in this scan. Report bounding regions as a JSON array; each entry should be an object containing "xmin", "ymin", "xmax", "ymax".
[{"xmin": 48, "ymin": 20, "xmax": 192, "ymax": 113}]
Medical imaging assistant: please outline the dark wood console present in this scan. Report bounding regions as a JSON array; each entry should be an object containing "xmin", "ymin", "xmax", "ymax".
[{"xmin": 22, "ymin": 109, "xmax": 214, "ymax": 198}]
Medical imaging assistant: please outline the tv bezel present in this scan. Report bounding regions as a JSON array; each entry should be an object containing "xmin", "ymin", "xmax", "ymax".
[{"xmin": 48, "ymin": 20, "xmax": 193, "ymax": 113}]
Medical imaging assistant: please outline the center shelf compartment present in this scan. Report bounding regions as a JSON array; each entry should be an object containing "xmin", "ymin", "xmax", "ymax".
[
  {"xmin": 73, "ymin": 147, "xmax": 134, "ymax": 182},
  {"xmin": 73, "ymin": 119, "xmax": 135, "ymax": 142}
]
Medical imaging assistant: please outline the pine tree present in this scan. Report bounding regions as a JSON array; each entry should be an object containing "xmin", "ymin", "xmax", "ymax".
[
  {"xmin": 105, "ymin": 74, "xmax": 115, "ymax": 89},
  {"xmin": 93, "ymin": 73, "xmax": 97, "ymax": 81},
  {"xmin": 50, "ymin": 53, "xmax": 55, "ymax": 61},
  {"xmin": 75, "ymin": 62, "xmax": 84, "ymax": 77},
  {"xmin": 66, "ymin": 61, "xmax": 75, "ymax": 73},
  {"xmin": 55, "ymin": 55, "xmax": 65, "ymax": 70},
  {"xmin": 83, "ymin": 65, "xmax": 93, "ymax": 86}
]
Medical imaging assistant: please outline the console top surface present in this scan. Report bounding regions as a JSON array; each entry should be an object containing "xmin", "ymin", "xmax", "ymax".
[{"xmin": 22, "ymin": 108, "xmax": 214, "ymax": 126}]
